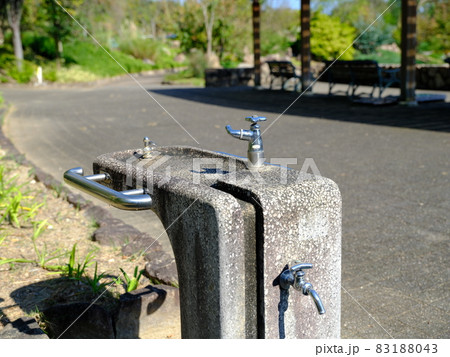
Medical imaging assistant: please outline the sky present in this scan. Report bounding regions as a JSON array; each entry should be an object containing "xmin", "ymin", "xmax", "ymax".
[
  {"xmin": 278, "ymin": 0, "xmax": 300, "ymax": 9},
  {"xmin": 269, "ymin": 0, "xmax": 336, "ymax": 13}
]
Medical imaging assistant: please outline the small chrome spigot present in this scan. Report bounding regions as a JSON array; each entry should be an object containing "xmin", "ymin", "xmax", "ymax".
[
  {"xmin": 142, "ymin": 137, "xmax": 156, "ymax": 159},
  {"xmin": 225, "ymin": 115, "xmax": 267, "ymax": 168},
  {"xmin": 280, "ymin": 262, "xmax": 325, "ymax": 315}
]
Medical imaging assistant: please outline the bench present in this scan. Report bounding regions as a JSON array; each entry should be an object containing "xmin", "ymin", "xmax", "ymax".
[
  {"xmin": 323, "ymin": 60, "xmax": 400, "ymax": 98},
  {"xmin": 266, "ymin": 61, "xmax": 301, "ymax": 90}
]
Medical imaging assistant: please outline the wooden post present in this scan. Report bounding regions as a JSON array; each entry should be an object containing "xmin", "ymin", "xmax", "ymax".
[
  {"xmin": 252, "ymin": 0, "xmax": 261, "ymax": 87},
  {"xmin": 301, "ymin": 0, "xmax": 312, "ymax": 92},
  {"xmin": 400, "ymin": 0, "xmax": 417, "ymax": 104}
]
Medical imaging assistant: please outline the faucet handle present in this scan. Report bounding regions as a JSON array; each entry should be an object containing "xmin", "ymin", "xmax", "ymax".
[
  {"xmin": 245, "ymin": 115, "xmax": 266, "ymax": 124},
  {"xmin": 142, "ymin": 137, "xmax": 157, "ymax": 159},
  {"xmin": 280, "ymin": 262, "xmax": 312, "ymax": 289},
  {"xmin": 291, "ymin": 262, "xmax": 313, "ymax": 272}
]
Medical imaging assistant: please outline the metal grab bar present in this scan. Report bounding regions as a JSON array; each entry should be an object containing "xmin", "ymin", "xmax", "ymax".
[{"xmin": 63, "ymin": 167, "xmax": 153, "ymax": 210}]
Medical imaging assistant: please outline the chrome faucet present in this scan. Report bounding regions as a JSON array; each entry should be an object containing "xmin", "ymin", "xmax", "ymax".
[
  {"xmin": 280, "ymin": 262, "xmax": 326, "ymax": 315},
  {"xmin": 142, "ymin": 137, "xmax": 157, "ymax": 159},
  {"xmin": 225, "ymin": 115, "xmax": 266, "ymax": 168}
]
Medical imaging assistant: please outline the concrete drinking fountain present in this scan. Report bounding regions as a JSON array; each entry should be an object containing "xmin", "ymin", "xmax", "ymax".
[{"xmin": 64, "ymin": 115, "xmax": 341, "ymax": 338}]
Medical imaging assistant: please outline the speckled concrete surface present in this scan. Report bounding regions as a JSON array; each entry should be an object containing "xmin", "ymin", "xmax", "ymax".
[
  {"xmin": 94, "ymin": 148, "xmax": 252, "ymax": 338},
  {"xmin": 93, "ymin": 146, "xmax": 340, "ymax": 338},
  {"xmin": 217, "ymin": 168, "xmax": 341, "ymax": 338}
]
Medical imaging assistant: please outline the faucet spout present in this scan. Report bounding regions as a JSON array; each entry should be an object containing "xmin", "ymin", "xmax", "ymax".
[
  {"xmin": 305, "ymin": 286, "xmax": 326, "ymax": 315},
  {"xmin": 225, "ymin": 125, "xmax": 253, "ymax": 141}
]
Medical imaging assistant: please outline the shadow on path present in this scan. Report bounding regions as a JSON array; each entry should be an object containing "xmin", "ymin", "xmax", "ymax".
[{"xmin": 151, "ymin": 87, "xmax": 450, "ymax": 132}]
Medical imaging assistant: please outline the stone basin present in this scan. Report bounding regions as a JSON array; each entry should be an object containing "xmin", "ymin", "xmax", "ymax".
[{"xmin": 93, "ymin": 145, "xmax": 250, "ymax": 190}]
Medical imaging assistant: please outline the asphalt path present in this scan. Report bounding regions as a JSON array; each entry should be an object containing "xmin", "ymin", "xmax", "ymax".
[{"xmin": 1, "ymin": 76, "xmax": 449, "ymax": 338}]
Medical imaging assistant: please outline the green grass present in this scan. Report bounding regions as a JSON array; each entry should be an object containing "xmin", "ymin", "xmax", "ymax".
[
  {"xmin": 1, "ymin": 37, "xmax": 178, "ymax": 84},
  {"xmin": 0, "ymin": 53, "xmax": 36, "ymax": 83},
  {"xmin": 63, "ymin": 243, "xmax": 96, "ymax": 279},
  {"xmin": 0, "ymin": 165, "xmax": 42, "ymax": 227},
  {"xmin": 354, "ymin": 49, "xmax": 401, "ymax": 64},
  {"xmin": 84, "ymin": 262, "xmax": 109, "ymax": 294},
  {"xmin": 63, "ymin": 40, "xmax": 154, "ymax": 77},
  {"xmin": 354, "ymin": 49, "xmax": 446, "ymax": 65},
  {"xmin": 120, "ymin": 266, "xmax": 143, "ymax": 292},
  {"xmin": 0, "ymin": 219, "xmax": 68, "ymax": 271},
  {"xmin": 163, "ymin": 70, "xmax": 205, "ymax": 87}
]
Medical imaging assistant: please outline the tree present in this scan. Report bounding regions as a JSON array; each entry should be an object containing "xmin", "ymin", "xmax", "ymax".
[
  {"xmin": 177, "ymin": 0, "xmax": 206, "ymax": 53},
  {"xmin": 260, "ymin": 4, "xmax": 298, "ymax": 56},
  {"xmin": 177, "ymin": 0, "xmax": 251, "ymax": 67},
  {"xmin": 42, "ymin": 0, "xmax": 83, "ymax": 62},
  {"xmin": 1, "ymin": 0, "xmax": 24, "ymax": 70},
  {"xmin": 0, "ymin": 1, "xmax": 6, "ymax": 43},
  {"xmin": 199, "ymin": 0, "xmax": 218, "ymax": 66},
  {"xmin": 214, "ymin": 0, "xmax": 251, "ymax": 65},
  {"xmin": 329, "ymin": 0, "xmax": 399, "ymax": 53},
  {"xmin": 417, "ymin": 0, "xmax": 449, "ymax": 53},
  {"xmin": 126, "ymin": 0, "xmax": 159, "ymax": 39}
]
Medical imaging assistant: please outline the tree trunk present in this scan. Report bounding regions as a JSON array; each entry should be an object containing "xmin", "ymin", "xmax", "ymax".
[
  {"xmin": 151, "ymin": 19, "xmax": 156, "ymax": 39},
  {"xmin": 48, "ymin": 0, "xmax": 62, "ymax": 67},
  {"xmin": 300, "ymin": 0, "xmax": 312, "ymax": 92},
  {"xmin": 6, "ymin": 0, "xmax": 24, "ymax": 72},
  {"xmin": 201, "ymin": 1, "xmax": 215, "ymax": 67},
  {"xmin": 206, "ymin": 20, "xmax": 213, "ymax": 63},
  {"xmin": 252, "ymin": 0, "xmax": 261, "ymax": 86},
  {"xmin": 400, "ymin": 0, "xmax": 417, "ymax": 104},
  {"xmin": 11, "ymin": 22, "xmax": 23, "ymax": 69}
]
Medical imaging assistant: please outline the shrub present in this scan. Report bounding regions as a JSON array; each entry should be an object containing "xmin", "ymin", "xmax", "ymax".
[
  {"xmin": 118, "ymin": 37, "xmax": 178, "ymax": 69},
  {"xmin": 22, "ymin": 31, "xmax": 57, "ymax": 59},
  {"xmin": 0, "ymin": 54, "xmax": 36, "ymax": 83},
  {"xmin": 310, "ymin": 12, "xmax": 356, "ymax": 61},
  {"xmin": 163, "ymin": 70, "xmax": 205, "ymax": 86},
  {"xmin": 63, "ymin": 40, "xmax": 153, "ymax": 77},
  {"xmin": 187, "ymin": 49, "xmax": 206, "ymax": 78},
  {"xmin": 55, "ymin": 65, "xmax": 100, "ymax": 83},
  {"xmin": 291, "ymin": 12, "xmax": 356, "ymax": 61},
  {"xmin": 261, "ymin": 32, "xmax": 293, "ymax": 57},
  {"xmin": 42, "ymin": 64, "xmax": 58, "ymax": 82},
  {"xmin": 354, "ymin": 23, "xmax": 396, "ymax": 54},
  {"xmin": 118, "ymin": 38, "xmax": 158, "ymax": 60}
]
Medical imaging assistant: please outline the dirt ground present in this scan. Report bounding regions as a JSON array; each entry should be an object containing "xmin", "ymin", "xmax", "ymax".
[{"xmin": 0, "ymin": 146, "xmax": 150, "ymax": 332}]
